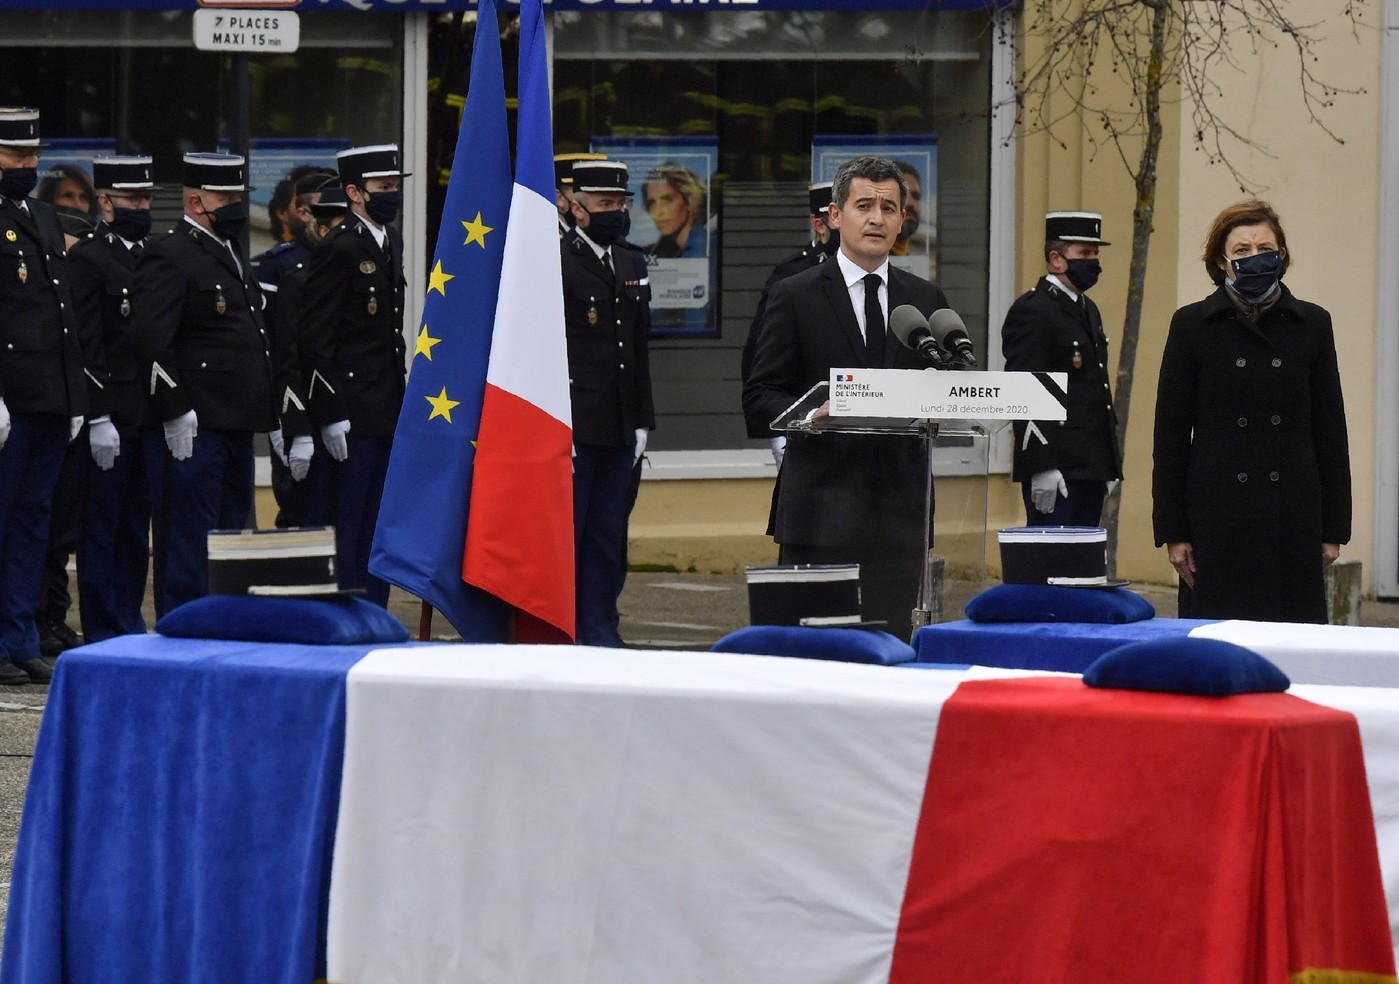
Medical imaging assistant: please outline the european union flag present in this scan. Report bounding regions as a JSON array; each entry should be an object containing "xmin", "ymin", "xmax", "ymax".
[{"xmin": 369, "ymin": 0, "xmax": 511, "ymax": 640}]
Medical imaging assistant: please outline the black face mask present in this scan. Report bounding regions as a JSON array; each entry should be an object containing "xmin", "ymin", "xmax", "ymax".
[
  {"xmin": 583, "ymin": 206, "xmax": 627, "ymax": 246},
  {"xmin": 363, "ymin": 190, "xmax": 401, "ymax": 226},
  {"xmin": 1227, "ymin": 249, "xmax": 1283, "ymax": 300},
  {"xmin": 202, "ymin": 199, "xmax": 248, "ymax": 242},
  {"xmin": 0, "ymin": 166, "xmax": 37, "ymax": 201},
  {"xmin": 821, "ymin": 228, "xmax": 841, "ymax": 256},
  {"xmin": 1065, "ymin": 257, "xmax": 1101, "ymax": 293},
  {"xmin": 109, "ymin": 206, "xmax": 151, "ymax": 243}
]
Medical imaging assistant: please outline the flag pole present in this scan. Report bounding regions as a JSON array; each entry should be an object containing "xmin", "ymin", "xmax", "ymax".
[{"xmin": 418, "ymin": 601, "xmax": 433, "ymax": 642}]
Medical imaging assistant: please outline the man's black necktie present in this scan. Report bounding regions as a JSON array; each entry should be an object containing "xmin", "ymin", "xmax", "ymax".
[
  {"xmin": 863, "ymin": 272, "xmax": 885, "ymax": 364},
  {"xmin": 602, "ymin": 249, "xmax": 614, "ymax": 277}
]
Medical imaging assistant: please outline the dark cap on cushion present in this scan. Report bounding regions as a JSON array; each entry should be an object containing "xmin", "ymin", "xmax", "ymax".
[
  {"xmin": 207, "ymin": 527, "xmax": 356, "ymax": 598},
  {"xmin": 998, "ymin": 526, "xmax": 1128, "ymax": 588}
]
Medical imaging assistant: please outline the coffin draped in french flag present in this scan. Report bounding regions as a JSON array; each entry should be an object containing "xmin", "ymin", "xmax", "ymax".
[{"xmin": 325, "ymin": 646, "xmax": 1397, "ymax": 984}]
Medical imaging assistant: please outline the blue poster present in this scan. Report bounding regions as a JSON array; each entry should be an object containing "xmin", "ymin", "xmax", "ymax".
[
  {"xmin": 593, "ymin": 135, "xmax": 718, "ymax": 338},
  {"xmin": 812, "ymin": 134, "xmax": 937, "ymax": 282}
]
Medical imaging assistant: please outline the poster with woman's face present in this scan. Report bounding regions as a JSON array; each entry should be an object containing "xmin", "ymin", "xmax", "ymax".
[
  {"xmin": 812, "ymin": 135, "xmax": 937, "ymax": 282},
  {"xmin": 593, "ymin": 136, "xmax": 719, "ymax": 338}
]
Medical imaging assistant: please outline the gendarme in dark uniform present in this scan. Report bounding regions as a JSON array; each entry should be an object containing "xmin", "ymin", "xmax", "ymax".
[
  {"xmin": 66, "ymin": 154, "xmax": 157, "ymax": 642},
  {"xmin": 741, "ymin": 181, "xmax": 838, "ymax": 451},
  {"xmin": 255, "ymin": 168, "xmax": 335, "ymax": 528},
  {"xmin": 298, "ymin": 144, "xmax": 408, "ymax": 606},
  {"xmin": 562, "ymin": 159, "xmax": 654, "ymax": 646},
  {"xmin": 1001, "ymin": 210, "xmax": 1122, "ymax": 526},
  {"xmin": 131, "ymin": 151, "xmax": 276, "ymax": 616},
  {"xmin": 0, "ymin": 107, "xmax": 87, "ymax": 685}
]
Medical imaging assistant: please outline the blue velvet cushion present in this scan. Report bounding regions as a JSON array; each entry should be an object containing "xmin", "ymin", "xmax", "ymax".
[
  {"xmin": 1083, "ymin": 636, "xmax": 1290, "ymax": 697},
  {"xmin": 711, "ymin": 625, "xmax": 916, "ymax": 666},
  {"xmin": 155, "ymin": 595, "xmax": 411, "ymax": 646},
  {"xmin": 965, "ymin": 583, "xmax": 1155, "ymax": 624}
]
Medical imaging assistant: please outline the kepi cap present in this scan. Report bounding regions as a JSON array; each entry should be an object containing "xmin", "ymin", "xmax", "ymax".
[
  {"xmin": 0, "ymin": 108, "xmax": 45, "ymax": 149},
  {"xmin": 554, "ymin": 151, "xmax": 605, "ymax": 189},
  {"xmin": 808, "ymin": 181, "xmax": 833, "ymax": 216},
  {"xmin": 92, "ymin": 155, "xmax": 154, "ymax": 192},
  {"xmin": 336, "ymin": 144, "xmax": 409, "ymax": 187},
  {"xmin": 1045, "ymin": 210, "xmax": 1109, "ymax": 246},
  {"xmin": 572, "ymin": 159, "xmax": 629, "ymax": 195},
  {"xmin": 308, "ymin": 182, "xmax": 349, "ymax": 217},
  {"xmin": 183, "ymin": 152, "xmax": 250, "ymax": 192},
  {"xmin": 998, "ymin": 526, "xmax": 1130, "ymax": 588},
  {"xmin": 207, "ymin": 527, "xmax": 361, "ymax": 598}
]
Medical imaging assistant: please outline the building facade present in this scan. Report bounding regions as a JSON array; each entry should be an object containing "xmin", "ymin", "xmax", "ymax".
[{"xmin": 7, "ymin": 0, "xmax": 1395, "ymax": 597}]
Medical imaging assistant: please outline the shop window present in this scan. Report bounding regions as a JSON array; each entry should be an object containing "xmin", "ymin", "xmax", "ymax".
[{"xmin": 551, "ymin": 9, "xmax": 993, "ymax": 452}]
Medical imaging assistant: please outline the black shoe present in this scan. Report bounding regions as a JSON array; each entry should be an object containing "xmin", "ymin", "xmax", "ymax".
[
  {"xmin": 0, "ymin": 661, "xmax": 29, "ymax": 687},
  {"xmin": 14, "ymin": 657, "xmax": 55, "ymax": 684},
  {"xmin": 38, "ymin": 618, "xmax": 81, "ymax": 657}
]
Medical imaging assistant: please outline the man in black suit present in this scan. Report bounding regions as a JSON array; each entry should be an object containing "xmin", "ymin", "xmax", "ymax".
[
  {"xmin": 561, "ymin": 159, "xmax": 654, "ymax": 646},
  {"xmin": 299, "ymin": 144, "xmax": 408, "ymax": 606},
  {"xmin": 67, "ymin": 154, "xmax": 157, "ymax": 641},
  {"xmin": 744, "ymin": 155, "xmax": 951, "ymax": 641},
  {"xmin": 1001, "ymin": 210, "xmax": 1121, "ymax": 526},
  {"xmin": 132, "ymin": 152, "xmax": 277, "ymax": 616},
  {"xmin": 0, "ymin": 107, "xmax": 87, "ymax": 684}
]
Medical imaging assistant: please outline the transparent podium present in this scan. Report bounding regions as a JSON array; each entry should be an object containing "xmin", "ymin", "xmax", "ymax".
[{"xmin": 771, "ymin": 370, "xmax": 1065, "ymax": 634}]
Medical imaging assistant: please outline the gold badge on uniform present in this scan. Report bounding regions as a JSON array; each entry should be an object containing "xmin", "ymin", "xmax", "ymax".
[
  {"xmin": 587, "ymin": 297, "xmax": 598, "ymax": 326},
  {"xmin": 359, "ymin": 260, "xmax": 377, "ymax": 275},
  {"xmin": 4, "ymin": 229, "xmax": 14, "ymax": 242},
  {"xmin": 215, "ymin": 287, "xmax": 227, "ymax": 315}
]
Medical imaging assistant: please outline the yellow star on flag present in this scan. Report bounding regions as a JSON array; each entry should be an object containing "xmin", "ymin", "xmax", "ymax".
[
  {"xmin": 426, "ymin": 386, "xmax": 460, "ymax": 423},
  {"xmin": 428, "ymin": 260, "xmax": 454, "ymax": 296},
  {"xmin": 414, "ymin": 325, "xmax": 442, "ymax": 361},
  {"xmin": 462, "ymin": 211, "xmax": 493, "ymax": 248}
]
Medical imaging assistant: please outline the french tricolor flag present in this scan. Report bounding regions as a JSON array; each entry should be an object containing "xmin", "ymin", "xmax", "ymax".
[
  {"xmin": 462, "ymin": 0, "xmax": 574, "ymax": 643},
  {"xmin": 326, "ymin": 652, "xmax": 1396, "ymax": 982}
]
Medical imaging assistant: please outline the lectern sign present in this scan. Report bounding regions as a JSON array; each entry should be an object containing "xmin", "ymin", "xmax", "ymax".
[{"xmin": 829, "ymin": 369, "xmax": 1069, "ymax": 421}]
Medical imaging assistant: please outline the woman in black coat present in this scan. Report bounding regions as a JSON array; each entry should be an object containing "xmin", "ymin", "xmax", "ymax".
[{"xmin": 1152, "ymin": 200, "xmax": 1350, "ymax": 623}]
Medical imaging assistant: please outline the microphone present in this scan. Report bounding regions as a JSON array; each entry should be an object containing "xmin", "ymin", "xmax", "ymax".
[
  {"xmin": 927, "ymin": 308, "xmax": 977, "ymax": 367},
  {"xmin": 889, "ymin": 304, "xmax": 945, "ymax": 364}
]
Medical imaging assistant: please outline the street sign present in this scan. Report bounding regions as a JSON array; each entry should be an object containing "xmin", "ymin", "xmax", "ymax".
[{"xmin": 192, "ymin": 8, "xmax": 300, "ymax": 52}]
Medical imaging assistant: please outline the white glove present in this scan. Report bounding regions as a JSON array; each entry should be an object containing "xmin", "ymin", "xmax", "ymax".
[
  {"xmin": 321, "ymin": 419, "xmax": 351, "ymax": 462},
  {"xmin": 88, "ymin": 415, "xmax": 120, "ymax": 471},
  {"xmin": 288, "ymin": 434, "xmax": 314, "ymax": 481},
  {"xmin": 163, "ymin": 410, "xmax": 198, "ymax": 461},
  {"xmin": 633, "ymin": 427, "xmax": 648, "ymax": 464},
  {"xmin": 0, "ymin": 398, "xmax": 9, "ymax": 452},
  {"xmin": 769, "ymin": 435, "xmax": 786, "ymax": 468},
  {"xmin": 1030, "ymin": 468, "xmax": 1068, "ymax": 514},
  {"xmin": 268, "ymin": 426, "xmax": 287, "ymax": 465},
  {"xmin": 1106, "ymin": 478, "xmax": 1121, "ymax": 497},
  {"xmin": 69, "ymin": 415, "xmax": 84, "ymax": 442}
]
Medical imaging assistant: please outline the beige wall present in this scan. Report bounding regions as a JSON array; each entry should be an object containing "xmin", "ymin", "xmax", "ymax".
[
  {"xmin": 1170, "ymin": 14, "xmax": 1382, "ymax": 592},
  {"xmin": 1013, "ymin": 1, "xmax": 1382, "ymax": 591}
]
